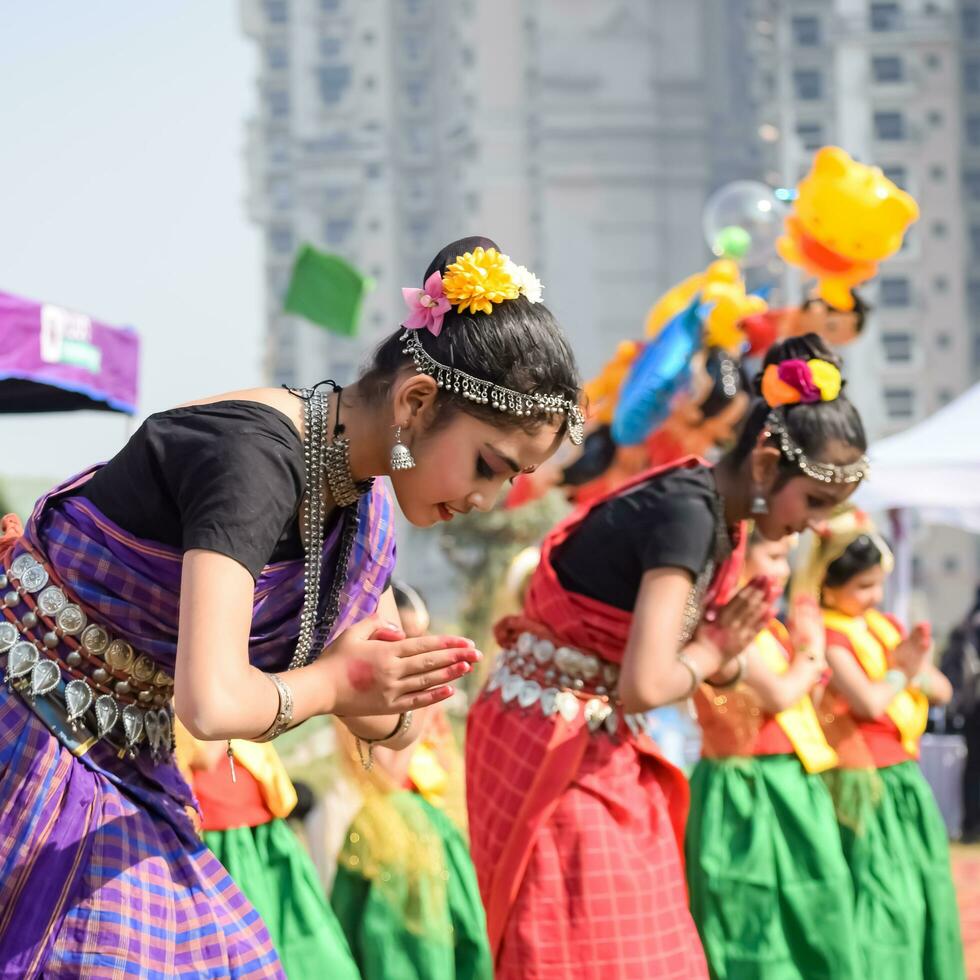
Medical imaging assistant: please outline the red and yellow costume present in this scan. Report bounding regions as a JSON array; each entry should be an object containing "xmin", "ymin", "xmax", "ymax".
[
  {"xmin": 686, "ymin": 621, "xmax": 858, "ymax": 978},
  {"xmin": 821, "ymin": 609, "xmax": 928, "ymax": 768}
]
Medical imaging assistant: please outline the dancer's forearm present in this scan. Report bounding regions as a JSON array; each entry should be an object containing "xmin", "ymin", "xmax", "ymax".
[{"xmin": 176, "ymin": 657, "xmax": 334, "ymax": 741}]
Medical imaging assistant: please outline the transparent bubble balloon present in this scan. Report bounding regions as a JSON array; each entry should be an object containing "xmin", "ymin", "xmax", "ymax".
[{"xmin": 702, "ymin": 181, "xmax": 785, "ymax": 267}]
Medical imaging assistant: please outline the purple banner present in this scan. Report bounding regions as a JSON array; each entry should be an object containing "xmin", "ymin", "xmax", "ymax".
[{"xmin": 0, "ymin": 290, "xmax": 139, "ymax": 414}]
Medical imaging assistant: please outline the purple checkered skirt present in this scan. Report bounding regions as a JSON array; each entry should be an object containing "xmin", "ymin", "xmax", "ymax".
[
  {"xmin": 0, "ymin": 689, "xmax": 284, "ymax": 977},
  {"xmin": 0, "ymin": 468, "xmax": 396, "ymax": 976}
]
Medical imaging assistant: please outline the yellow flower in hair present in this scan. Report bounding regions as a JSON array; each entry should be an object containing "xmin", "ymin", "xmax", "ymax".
[
  {"xmin": 808, "ymin": 358, "xmax": 842, "ymax": 401},
  {"xmin": 442, "ymin": 247, "xmax": 520, "ymax": 315}
]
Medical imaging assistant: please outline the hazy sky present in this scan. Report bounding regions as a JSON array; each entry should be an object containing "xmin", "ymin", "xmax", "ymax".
[{"xmin": 0, "ymin": 2, "xmax": 263, "ymax": 481}]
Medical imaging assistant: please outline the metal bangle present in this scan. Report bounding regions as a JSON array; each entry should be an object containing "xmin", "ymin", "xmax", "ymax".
[
  {"xmin": 706, "ymin": 652, "xmax": 747, "ymax": 689},
  {"xmin": 676, "ymin": 652, "xmax": 703, "ymax": 698},
  {"xmin": 254, "ymin": 672, "xmax": 294, "ymax": 742},
  {"xmin": 355, "ymin": 711, "xmax": 414, "ymax": 771}
]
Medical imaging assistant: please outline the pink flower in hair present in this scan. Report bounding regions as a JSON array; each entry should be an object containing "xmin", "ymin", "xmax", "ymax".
[
  {"xmin": 401, "ymin": 271, "xmax": 452, "ymax": 337},
  {"xmin": 776, "ymin": 359, "xmax": 821, "ymax": 403}
]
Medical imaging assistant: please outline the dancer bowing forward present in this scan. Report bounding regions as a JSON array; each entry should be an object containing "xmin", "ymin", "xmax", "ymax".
[
  {"xmin": 0, "ymin": 237, "xmax": 580, "ymax": 977},
  {"xmin": 686, "ymin": 530, "xmax": 859, "ymax": 979},
  {"xmin": 466, "ymin": 334, "xmax": 869, "ymax": 979}
]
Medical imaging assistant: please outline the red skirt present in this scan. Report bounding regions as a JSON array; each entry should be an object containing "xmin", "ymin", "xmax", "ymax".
[{"xmin": 466, "ymin": 688, "xmax": 706, "ymax": 979}]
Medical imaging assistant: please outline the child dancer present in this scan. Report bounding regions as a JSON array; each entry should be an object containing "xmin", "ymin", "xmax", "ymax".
[
  {"xmin": 466, "ymin": 335, "xmax": 870, "ymax": 978},
  {"xmin": 686, "ymin": 531, "xmax": 859, "ymax": 979},
  {"xmin": 331, "ymin": 583, "xmax": 493, "ymax": 980},
  {"xmin": 796, "ymin": 508, "xmax": 964, "ymax": 979}
]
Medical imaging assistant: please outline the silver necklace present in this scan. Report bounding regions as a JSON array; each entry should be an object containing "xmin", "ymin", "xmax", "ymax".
[
  {"xmin": 679, "ymin": 480, "xmax": 733, "ymax": 647},
  {"xmin": 289, "ymin": 385, "xmax": 372, "ymax": 669},
  {"xmin": 322, "ymin": 390, "xmax": 373, "ymax": 507}
]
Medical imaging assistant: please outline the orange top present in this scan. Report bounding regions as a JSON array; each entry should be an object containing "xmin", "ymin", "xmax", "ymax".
[
  {"xmin": 191, "ymin": 761, "xmax": 274, "ymax": 832},
  {"xmin": 696, "ymin": 620, "xmax": 839, "ymax": 774},
  {"xmin": 696, "ymin": 622, "xmax": 792, "ymax": 760}
]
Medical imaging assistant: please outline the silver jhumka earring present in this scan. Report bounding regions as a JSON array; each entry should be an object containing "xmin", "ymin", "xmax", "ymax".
[{"xmin": 390, "ymin": 426, "xmax": 416, "ymax": 471}]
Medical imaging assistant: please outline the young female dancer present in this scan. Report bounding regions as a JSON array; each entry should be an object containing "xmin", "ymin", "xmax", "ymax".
[
  {"xmin": 0, "ymin": 237, "xmax": 581, "ymax": 976},
  {"xmin": 797, "ymin": 509, "xmax": 964, "ymax": 979},
  {"xmin": 686, "ymin": 531, "xmax": 859, "ymax": 979},
  {"xmin": 466, "ymin": 334, "xmax": 869, "ymax": 978}
]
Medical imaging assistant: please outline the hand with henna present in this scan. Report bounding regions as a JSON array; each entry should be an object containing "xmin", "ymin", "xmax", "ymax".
[{"xmin": 315, "ymin": 622, "xmax": 481, "ymax": 717}]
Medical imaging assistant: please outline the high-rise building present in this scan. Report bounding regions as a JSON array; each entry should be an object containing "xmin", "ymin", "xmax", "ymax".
[
  {"xmin": 960, "ymin": 0, "xmax": 980, "ymax": 378},
  {"xmin": 240, "ymin": 0, "xmax": 725, "ymax": 602},
  {"xmin": 241, "ymin": 0, "xmax": 481, "ymax": 389},
  {"xmin": 744, "ymin": 0, "xmax": 976, "ymax": 632},
  {"xmin": 241, "ymin": 0, "xmax": 976, "ymax": 631},
  {"xmin": 241, "ymin": 0, "xmax": 722, "ymax": 382}
]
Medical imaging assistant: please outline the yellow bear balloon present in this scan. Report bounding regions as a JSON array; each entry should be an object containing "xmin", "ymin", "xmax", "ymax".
[{"xmin": 777, "ymin": 146, "xmax": 919, "ymax": 311}]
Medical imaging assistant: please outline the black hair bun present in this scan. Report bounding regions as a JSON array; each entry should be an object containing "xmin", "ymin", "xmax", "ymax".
[{"xmin": 423, "ymin": 236, "xmax": 501, "ymax": 283}]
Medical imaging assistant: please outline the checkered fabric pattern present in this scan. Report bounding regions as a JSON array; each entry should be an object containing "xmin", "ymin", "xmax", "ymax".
[
  {"xmin": 466, "ymin": 692, "xmax": 707, "ymax": 979},
  {"xmin": 463, "ymin": 460, "xmax": 750, "ymax": 978},
  {"xmin": 0, "ymin": 690, "xmax": 284, "ymax": 978}
]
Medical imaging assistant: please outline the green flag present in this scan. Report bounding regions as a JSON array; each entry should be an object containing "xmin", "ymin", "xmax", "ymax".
[{"xmin": 283, "ymin": 244, "xmax": 373, "ymax": 337}]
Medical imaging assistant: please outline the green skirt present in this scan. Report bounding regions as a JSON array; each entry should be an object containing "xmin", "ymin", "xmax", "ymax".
[
  {"xmin": 331, "ymin": 791, "xmax": 493, "ymax": 980},
  {"xmin": 686, "ymin": 754, "xmax": 859, "ymax": 979},
  {"xmin": 822, "ymin": 762, "xmax": 965, "ymax": 980},
  {"xmin": 204, "ymin": 819, "xmax": 360, "ymax": 980}
]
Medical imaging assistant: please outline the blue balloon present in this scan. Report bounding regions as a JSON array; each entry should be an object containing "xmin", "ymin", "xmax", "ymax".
[{"xmin": 611, "ymin": 298, "xmax": 704, "ymax": 446}]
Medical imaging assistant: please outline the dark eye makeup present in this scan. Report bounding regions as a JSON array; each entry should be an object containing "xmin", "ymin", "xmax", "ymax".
[{"xmin": 476, "ymin": 455, "xmax": 496, "ymax": 480}]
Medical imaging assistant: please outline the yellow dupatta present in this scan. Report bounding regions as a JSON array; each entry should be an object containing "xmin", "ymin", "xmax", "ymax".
[
  {"xmin": 822, "ymin": 608, "xmax": 928, "ymax": 757},
  {"xmin": 174, "ymin": 722, "xmax": 298, "ymax": 819},
  {"xmin": 753, "ymin": 622, "xmax": 838, "ymax": 774},
  {"xmin": 407, "ymin": 741, "xmax": 449, "ymax": 809}
]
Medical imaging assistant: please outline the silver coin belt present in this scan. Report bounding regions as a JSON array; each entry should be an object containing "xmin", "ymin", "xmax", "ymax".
[
  {"xmin": 0, "ymin": 552, "xmax": 175, "ymax": 761},
  {"xmin": 483, "ymin": 632, "xmax": 646, "ymax": 738}
]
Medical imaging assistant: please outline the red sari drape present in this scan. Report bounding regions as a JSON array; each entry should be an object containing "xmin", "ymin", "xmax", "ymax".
[{"xmin": 465, "ymin": 459, "xmax": 744, "ymax": 979}]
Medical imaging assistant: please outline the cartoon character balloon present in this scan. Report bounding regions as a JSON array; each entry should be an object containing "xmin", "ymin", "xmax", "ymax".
[{"xmin": 777, "ymin": 146, "xmax": 919, "ymax": 311}]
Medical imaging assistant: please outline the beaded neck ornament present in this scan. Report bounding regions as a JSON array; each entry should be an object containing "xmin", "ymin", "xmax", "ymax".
[
  {"xmin": 288, "ymin": 383, "xmax": 372, "ymax": 669},
  {"xmin": 400, "ymin": 243, "xmax": 584, "ymax": 445}
]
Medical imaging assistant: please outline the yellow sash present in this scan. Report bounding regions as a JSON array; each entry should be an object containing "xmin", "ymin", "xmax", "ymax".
[
  {"xmin": 231, "ymin": 740, "xmax": 298, "ymax": 819},
  {"xmin": 753, "ymin": 624, "xmax": 839, "ymax": 774},
  {"xmin": 174, "ymin": 722, "xmax": 298, "ymax": 820},
  {"xmin": 822, "ymin": 608, "xmax": 929, "ymax": 757},
  {"xmin": 407, "ymin": 741, "xmax": 449, "ymax": 809}
]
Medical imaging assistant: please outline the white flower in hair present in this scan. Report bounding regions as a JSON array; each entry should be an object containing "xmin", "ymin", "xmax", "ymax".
[{"xmin": 507, "ymin": 261, "xmax": 544, "ymax": 304}]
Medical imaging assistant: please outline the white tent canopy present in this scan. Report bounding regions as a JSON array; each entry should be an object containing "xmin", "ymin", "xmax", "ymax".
[{"xmin": 855, "ymin": 382, "xmax": 980, "ymax": 533}]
